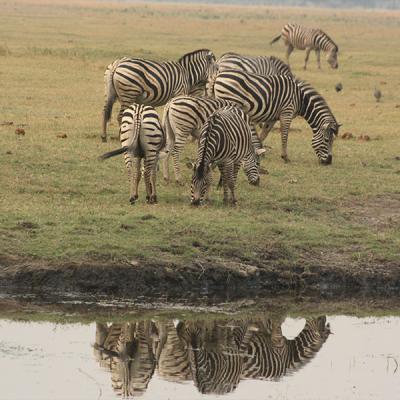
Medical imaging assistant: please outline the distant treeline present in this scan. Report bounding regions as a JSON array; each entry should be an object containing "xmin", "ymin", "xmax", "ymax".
[{"xmin": 134, "ymin": 0, "xmax": 400, "ymax": 9}]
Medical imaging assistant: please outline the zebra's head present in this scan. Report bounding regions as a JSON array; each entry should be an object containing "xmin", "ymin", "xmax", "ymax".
[
  {"xmin": 179, "ymin": 49, "xmax": 216, "ymax": 95},
  {"xmin": 191, "ymin": 162, "xmax": 212, "ymax": 206},
  {"xmin": 327, "ymin": 46, "xmax": 339, "ymax": 69},
  {"xmin": 243, "ymin": 149, "xmax": 265, "ymax": 186},
  {"xmin": 312, "ymin": 120, "xmax": 340, "ymax": 165}
]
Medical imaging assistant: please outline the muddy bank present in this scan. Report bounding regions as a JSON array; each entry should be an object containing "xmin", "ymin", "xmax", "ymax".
[{"xmin": 1, "ymin": 255, "xmax": 399, "ymax": 300}]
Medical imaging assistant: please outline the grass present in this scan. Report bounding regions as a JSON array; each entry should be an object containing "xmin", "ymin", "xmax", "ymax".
[{"xmin": 0, "ymin": 0, "xmax": 399, "ymax": 271}]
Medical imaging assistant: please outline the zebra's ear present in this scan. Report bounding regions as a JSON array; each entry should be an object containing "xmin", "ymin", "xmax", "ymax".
[
  {"xmin": 206, "ymin": 52, "xmax": 216, "ymax": 62},
  {"xmin": 256, "ymin": 148, "xmax": 267, "ymax": 156}
]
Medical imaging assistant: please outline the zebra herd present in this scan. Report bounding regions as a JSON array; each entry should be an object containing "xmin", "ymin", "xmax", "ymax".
[
  {"xmin": 99, "ymin": 24, "xmax": 341, "ymax": 206},
  {"xmin": 94, "ymin": 316, "xmax": 331, "ymax": 397}
]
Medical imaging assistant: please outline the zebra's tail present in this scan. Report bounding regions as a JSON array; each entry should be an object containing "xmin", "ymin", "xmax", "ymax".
[
  {"xmin": 270, "ymin": 34, "xmax": 282, "ymax": 45},
  {"xmin": 98, "ymin": 146, "xmax": 128, "ymax": 161},
  {"xmin": 161, "ymin": 100, "xmax": 175, "ymax": 153},
  {"xmin": 101, "ymin": 60, "xmax": 119, "ymax": 142}
]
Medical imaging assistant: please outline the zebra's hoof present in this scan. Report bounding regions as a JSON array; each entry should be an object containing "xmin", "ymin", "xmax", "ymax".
[
  {"xmin": 281, "ymin": 155, "xmax": 290, "ymax": 163},
  {"xmin": 175, "ymin": 180, "xmax": 184, "ymax": 187},
  {"xmin": 101, "ymin": 136, "xmax": 107, "ymax": 143},
  {"xmin": 146, "ymin": 195, "xmax": 157, "ymax": 204},
  {"xmin": 129, "ymin": 195, "xmax": 138, "ymax": 205}
]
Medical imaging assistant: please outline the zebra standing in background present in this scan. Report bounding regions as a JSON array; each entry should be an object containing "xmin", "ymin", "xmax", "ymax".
[
  {"xmin": 208, "ymin": 52, "xmax": 292, "ymax": 96},
  {"xmin": 191, "ymin": 106, "xmax": 263, "ymax": 206},
  {"xmin": 241, "ymin": 316, "xmax": 331, "ymax": 380},
  {"xmin": 207, "ymin": 52, "xmax": 293, "ymax": 141},
  {"xmin": 99, "ymin": 104, "xmax": 166, "ymax": 204},
  {"xmin": 101, "ymin": 49, "xmax": 216, "ymax": 142},
  {"xmin": 162, "ymin": 95, "xmax": 265, "ymax": 184},
  {"xmin": 212, "ymin": 70, "xmax": 341, "ymax": 164},
  {"xmin": 271, "ymin": 23, "xmax": 339, "ymax": 70}
]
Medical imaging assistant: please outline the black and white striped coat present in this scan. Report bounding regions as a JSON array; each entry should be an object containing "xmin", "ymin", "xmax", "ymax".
[
  {"xmin": 207, "ymin": 52, "xmax": 292, "ymax": 141},
  {"xmin": 162, "ymin": 95, "xmax": 264, "ymax": 184},
  {"xmin": 271, "ymin": 23, "xmax": 339, "ymax": 70},
  {"xmin": 241, "ymin": 317, "xmax": 330, "ymax": 380},
  {"xmin": 191, "ymin": 106, "xmax": 262, "ymax": 206},
  {"xmin": 208, "ymin": 52, "xmax": 292, "ymax": 96},
  {"xmin": 212, "ymin": 70, "xmax": 340, "ymax": 164},
  {"xmin": 101, "ymin": 49, "xmax": 216, "ymax": 141},
  {"xmin": 99, "ymin": 104, "xmax": 166, "ymax": 204}
]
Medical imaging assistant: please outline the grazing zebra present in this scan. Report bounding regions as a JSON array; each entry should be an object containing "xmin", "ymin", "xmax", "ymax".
[
  {"xmin": 207, "ymin": 52, "xmax": 292, "ymax": 141},
  {"xmin": 101, "ymin": 49, "xmax": 216, "ymax": 142},
  {"xmin": 93, "ymin": 322, "xmax": 156, "ymax": 397},
  {"xmin": 99, "ymin": 104, "xmax": 166, "ymax": 204},
  {"xmin": 271, "ymin": 23, "xmax": 339, "ymax": 70},
  {"xmin": 162, "ymin": 95, "xmax": 265, "ymax": 184},
  {"xmin": 212, "ymin": 70, "xmax": 341, "ymax": 164},
  {"xmin": 177, "ymin": 319, "xmax": 254, "ymax": 395},
  {"xmin": 191, "ymin": 106, "xmax": 263, "ymax": 206},
  {"xmin": 241, "ymin": 316, "xmax": 331, "ymax": 380}
]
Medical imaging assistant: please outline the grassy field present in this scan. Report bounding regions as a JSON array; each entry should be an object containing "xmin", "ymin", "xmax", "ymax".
[{"xmin": 0, "ymin": 0, "xmax": 399, "ymax": 276}]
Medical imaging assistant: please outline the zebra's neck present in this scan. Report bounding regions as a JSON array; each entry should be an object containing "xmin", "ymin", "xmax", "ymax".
[
  {"xmin": 297, "ymin": 81, "xmax": 336, "ymax": 134},
  {"xmin": 314, "ymin": 31, "xmax": 338, "ymax": 53}
]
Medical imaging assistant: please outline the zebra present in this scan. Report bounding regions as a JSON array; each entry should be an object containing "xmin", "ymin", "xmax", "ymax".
[
  {"xmin": 154, "ymin": 320, "xmax": 192, "ymax": 382},
  {"xmin": 207, "ymin": 52, "xmax": 292, "ymax": 141},
  {"xmin": 211, "ymin": 70, "xmax": 341, "ymax": 164},
  {"xmin": 191, "ymin": 106, "xmax": 263, "ymax": 206},
  {"xmin": 93, "ymin": 322, "xmax": 156, "ymax": 397},
  {"xmin": 99, "ymin": 104, "xmax": 166, "ymax": 205},
  {"xmin": 241, "ymin": 316, "xmax": 331, "ymax": 380},
  {"xmin": 162, "ymin": 95, "xmax": 265, "ymax": 184},
  {"xmin": 101, "ymin": 49, "xmax": 216, "ymax": 142},
  {"xmin": 271, "ymin": 23, "xmax": 339, "ymax": 70},
  {"xmin": 177, "ymin": 319, "xmax": 254, "ymax": 395}
]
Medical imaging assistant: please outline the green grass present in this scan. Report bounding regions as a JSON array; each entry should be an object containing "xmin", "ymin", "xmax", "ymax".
[{"xmin": 0, "ymin": 0, "xmax": 399, "ymax": 270}]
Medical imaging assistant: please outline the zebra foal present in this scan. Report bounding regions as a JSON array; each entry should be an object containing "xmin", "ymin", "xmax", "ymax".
[
  {"xmin": 271, "ymin": 23, "xmax": 339, "ymax": 70},
  {"xmin": 191, "ymin": 106, "xmax": 262, "ymax": 206},
  {"xmin": 212, "ymin": 70, "xmax": 341, "ymax": 164},
  {"xmin": 99, "ymin": 104, "xmax": 166, "ymax": 204},
  {"xmin": 101, "ymin": 49, "xmax": 216, "ymax": 142},
  {"xmin": 162, "ymin": 95, "xmax": 264, "ymax": 184}
]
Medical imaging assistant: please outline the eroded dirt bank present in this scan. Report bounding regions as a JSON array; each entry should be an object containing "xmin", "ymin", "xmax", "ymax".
[{"xmin": 1, "ymin": 255, "xmax": 399, "ymax": 300}]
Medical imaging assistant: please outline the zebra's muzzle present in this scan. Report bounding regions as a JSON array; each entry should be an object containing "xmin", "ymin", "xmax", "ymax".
[
  {"xmin": 250, "ymin": 177, "xmax": 260, "ymax": 186},
  {"xmin": 191, "ymin": 198, "xmax": 201, "ymax": 206},
  {"xmin": 320, "ymin": 155, "xmax": 332, "ymax": 165}
]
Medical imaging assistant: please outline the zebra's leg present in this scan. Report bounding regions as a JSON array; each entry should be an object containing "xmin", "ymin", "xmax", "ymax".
[
  {"xmin": 315, "ymin": 49, "xmax": 321, "ymax": 69},
  {"xmin": 258, "ymin": 121, "xmax": 276, "ymax": 142},
  {"xmin": 286, "ymin": 44, "xmax": 294, "ymax": 66},
  {"xmin": 171, "ymin": 130, "xmax": 190, "ymax": 185},
  {"xmin": 222, "ymin": 161, "xmax": 236, "ymax": 205},
  {"xmin": 304, "ymin": 47, "xmax": 312, "ymax": 70},
  {"xmin": 149, "ymin": 157, "xmax": 158, "ymax": 204},
  {"xmin": 130, "ymin": 156, "xmax": 142, "ymax": 204},
  {"xmin": 279, "ymin": 113, "xmax": 293, "ymax": 163}
]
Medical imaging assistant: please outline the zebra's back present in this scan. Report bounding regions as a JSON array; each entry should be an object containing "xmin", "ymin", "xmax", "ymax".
[
  {"xmin": 213, "ymin": 70, "xmax": 299, "ymax": 124},
  {"xmin": 217, "ymin": 52, "xmax": 292, "ymax": 76}
]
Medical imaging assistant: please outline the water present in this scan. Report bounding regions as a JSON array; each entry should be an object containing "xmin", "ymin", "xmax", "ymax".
[{"xmin": 1, "ymin": 311, "xmax": 399, "ymax": 400}]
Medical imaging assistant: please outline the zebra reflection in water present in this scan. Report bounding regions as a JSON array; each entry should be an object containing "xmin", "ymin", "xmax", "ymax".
[{"xmin": 93, "ymin": 316, "xmax": 330, "ymax": 397}]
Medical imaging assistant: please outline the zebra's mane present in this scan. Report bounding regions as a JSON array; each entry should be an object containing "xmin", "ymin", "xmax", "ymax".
[
  {"xmin": 178, "ymin": 49, "xmax": 214, "ymax": 63},
  {"xmin": 319, "ymin": 30, "xmax": 339, "ymax": 52},
  {"xmin": 296, "ymin": 79, "xmax": 337, "ymax": 123}
]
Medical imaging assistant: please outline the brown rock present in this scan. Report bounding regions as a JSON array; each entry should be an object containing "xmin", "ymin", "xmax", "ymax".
[
  {"xmin": 15, "ymin": 128, "xmax": 25, "ymax": 135},
  {"xmin": 56, "ymin": 133, "xmax": 67, "ymax": 139}
]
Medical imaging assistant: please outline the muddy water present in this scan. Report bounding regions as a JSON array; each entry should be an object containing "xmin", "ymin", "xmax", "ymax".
[{"xmin": 1, "ymin": 313, "xmax": 399, "ymax": 400}]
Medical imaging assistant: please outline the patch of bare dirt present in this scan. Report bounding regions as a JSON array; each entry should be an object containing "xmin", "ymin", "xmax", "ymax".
[{"xmin": 344, "ymin": 194, "xmax": 400, "ymax": 230}]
